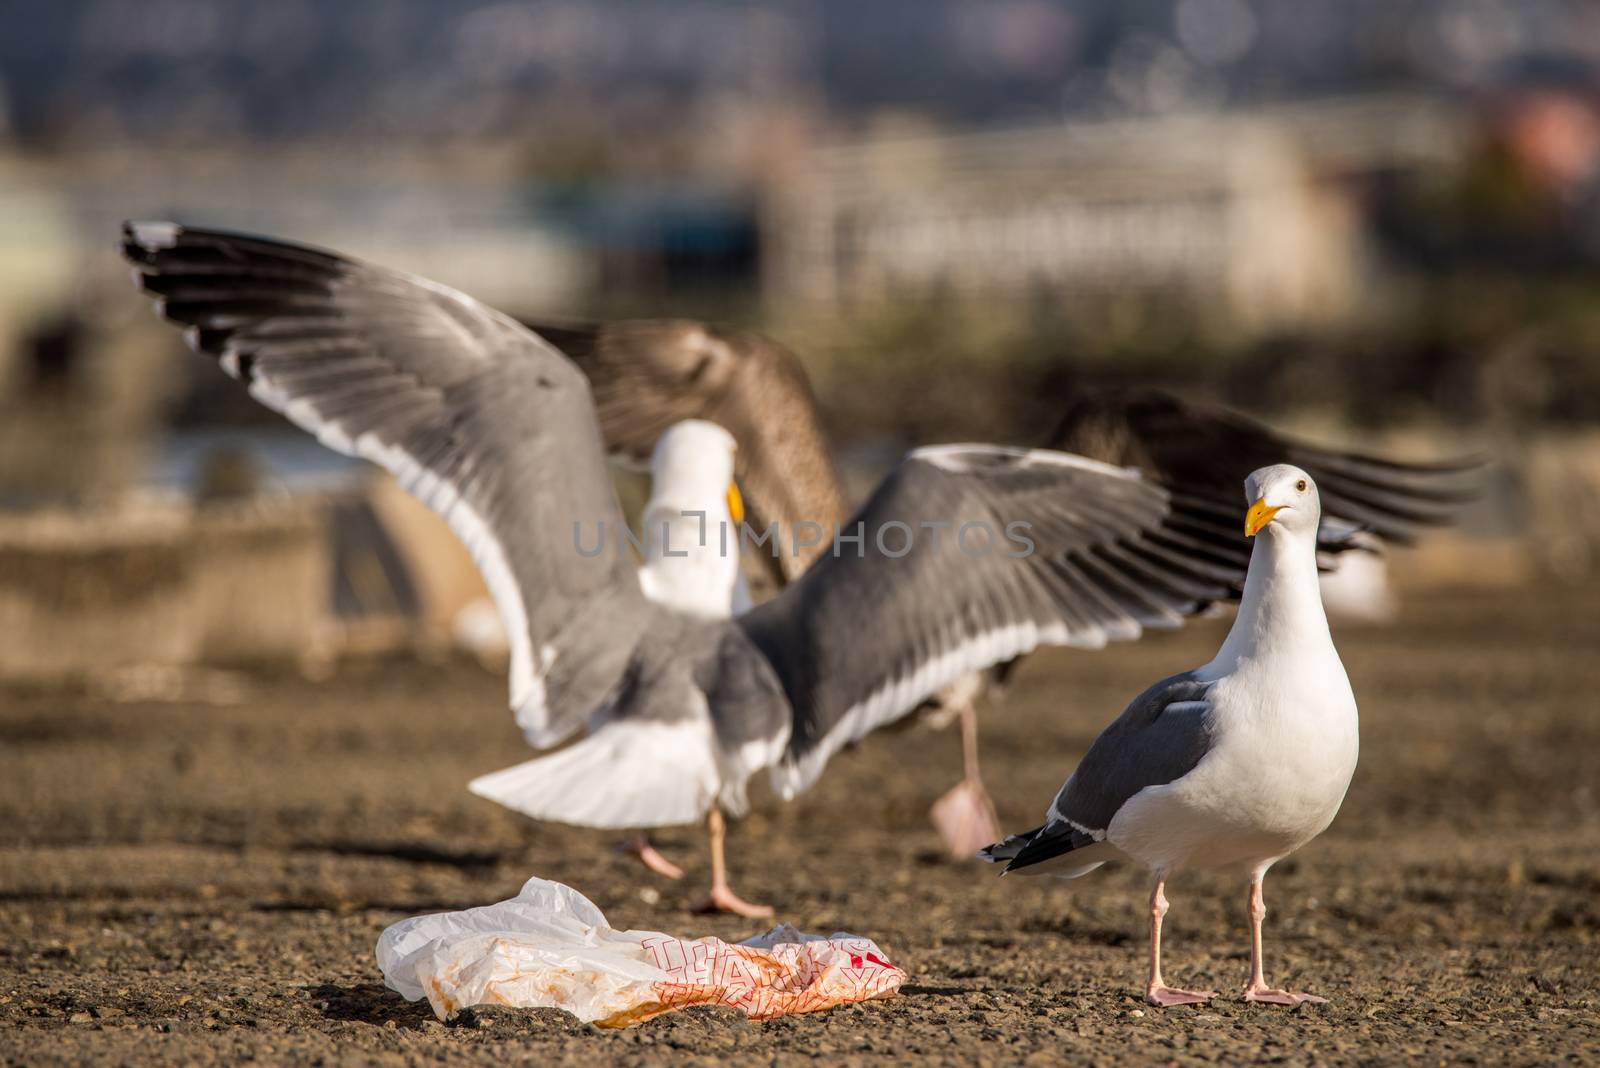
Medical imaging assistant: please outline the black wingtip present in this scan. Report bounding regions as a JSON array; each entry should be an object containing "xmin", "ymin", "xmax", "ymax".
[
  {"xmin": 1001, "ymin": 820, "xmax": 1097, "ymax": 874},
  {"xmin": 1352, "ymin": 451, "xmax": 1492, "ymax": 478}
]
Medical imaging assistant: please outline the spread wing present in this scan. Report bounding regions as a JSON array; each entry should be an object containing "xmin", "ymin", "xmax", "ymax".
[
  {"xmin": 122, "ymin": 222, "xmax": 653, "ymax": 747},
  {"xmin": 524, "ymin": 318, "xmax": 847, "ymax": 581},
  {"xmin": 736, "ymin": 446, "xmax": 1249, "ymax": 798},
  {"xmin": 1049, "ymin": 387, "xmax": 1482, "ymax": 545}
]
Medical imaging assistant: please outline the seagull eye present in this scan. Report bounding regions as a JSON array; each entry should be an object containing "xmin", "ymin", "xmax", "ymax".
[{"xmin": 1295, "ymin": 479, "xmax": 1307, "ymax": 493}]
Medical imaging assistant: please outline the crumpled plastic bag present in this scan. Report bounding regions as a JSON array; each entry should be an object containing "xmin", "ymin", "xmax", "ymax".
[{"xmin": 376, "ymin": 876, "xmax": 905, "ymax": 1027}]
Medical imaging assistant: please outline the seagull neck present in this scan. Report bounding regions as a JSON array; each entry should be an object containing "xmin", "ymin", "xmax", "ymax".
[
  {"xmin": 1213, "ymin": 528, "xmax": 1330, "ymax": 669},
  {"xmin": 638, "ymin": 494, "xmax": 742, "ymax": 619}
]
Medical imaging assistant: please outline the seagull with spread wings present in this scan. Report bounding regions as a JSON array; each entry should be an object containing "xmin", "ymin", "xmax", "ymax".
[
  {"xmin": 518, "ymin": 318, "xmax": 1479, "ymax": 857},
  {"xmin": 124, "ymin": 222, "xmax": 1260, "ymax": 916}
]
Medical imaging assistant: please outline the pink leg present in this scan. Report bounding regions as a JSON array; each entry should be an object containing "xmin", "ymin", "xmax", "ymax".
[
  {"xmin": 691, "ymin": 809, "xmax": 775, "ymax": 919},
  {"xmin": 1146, "ymin": 876, "xmax": 1218, "ymax": 1007},
  {"xmin": 929, "ymin": 702, "xmax": 1002, "ymax": 859},
  {"xmin": 616, "ymin": 835, "xmax": 684, "ymax": 880},
  {"xmin": 1242, "ymin": 876, "xmax": 1328, "ymax": 1005}
]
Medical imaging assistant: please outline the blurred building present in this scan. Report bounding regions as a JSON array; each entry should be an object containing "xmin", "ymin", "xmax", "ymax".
[
  {"xmin": 0, "ymin": 1, "xmax": 1595, "ymax": 680},
  {"xmin": 765, "ymin": 95, "xmax": 1465, "ymax": 332}
]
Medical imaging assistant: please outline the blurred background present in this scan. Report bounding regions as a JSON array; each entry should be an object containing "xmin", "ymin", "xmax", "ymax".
[{"xmin": 2, "ymin": 0, "xmax": 1598, "ymax": 683}]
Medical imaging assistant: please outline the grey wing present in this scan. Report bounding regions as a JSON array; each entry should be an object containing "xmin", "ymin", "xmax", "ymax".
[
  {"xmin": 1001, "ymin": 672, "xmax": 1214, "ymax": 873},
  {"xmin": 1048, "ymin": 386, "xmax": 1483, "ymax": 548},
  {"xmin": 123, "ymin": 222, "xmax": 652, "ymax": 747},
  {"xmin": 525, "ymin": 318, "xmax": 848, "ymax": 582},
  {"xmin": 736, "ymin": 445, "xmax": 1247, "ymax": 798}
]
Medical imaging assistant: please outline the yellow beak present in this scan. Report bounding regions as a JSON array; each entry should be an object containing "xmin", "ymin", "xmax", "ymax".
[
  {"xmin": 727, "ymin": 482, "xmax": 745, "ymax": 526},
  {"xmin": 1244, "ymin": 498, "xmax": 1281, "ymax": 538}
]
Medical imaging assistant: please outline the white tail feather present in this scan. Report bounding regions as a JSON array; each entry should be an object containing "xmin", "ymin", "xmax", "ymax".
[{"xmin": 469, "ymin": 719, "xmax": 720, "ymax": 830}]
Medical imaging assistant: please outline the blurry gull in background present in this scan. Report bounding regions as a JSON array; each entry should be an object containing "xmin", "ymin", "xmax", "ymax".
[
  {"xmin": 982, "ymin": 464, "xmax": 1359, "ymax": 1009},
  {"xmin": 1044, "ymin": 388, "xmax": 1481, "ymax": 621},
  {"xmin": 521, "ymin": 318, "xmax": 1478, "ymax": 856},
  {"xmin": 527, "ymin": 319, "xmax": 847, "ymax": 586},
  {"xmin": 123, "ymin": 221, "xmax": 1255, "ymax": 916}
]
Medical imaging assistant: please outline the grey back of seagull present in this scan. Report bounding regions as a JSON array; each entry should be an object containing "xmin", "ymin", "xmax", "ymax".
[
  {"xmin": 591, "ymin": 615, "xmax": 791, "ymax": 817},
  {"xmin": 693, "ymin": 626, "xmax": 792, "ymax": 758},
  {"xmin": 610, "ymin": 614, "xmax": 790, "ymax": 748}
]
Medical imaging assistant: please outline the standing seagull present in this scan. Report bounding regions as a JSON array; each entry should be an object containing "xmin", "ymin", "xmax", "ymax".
[
  {"xmin": 524, "ymin": 319, "xmax": 1471, "ymax": 856},
  {"xmin": 619, "ymin": 417, "xmax": 749, "ymax": 881},
  {"xmin": 981, "ymin": 464, "xmax": 1359, "ymax": 1008},
  {"xmin": 122, "ymin": 222, "xmax": 1256, "ymax": 917}
]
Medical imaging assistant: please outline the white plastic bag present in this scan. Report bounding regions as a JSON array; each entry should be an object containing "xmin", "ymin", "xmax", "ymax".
[{"xmin": 377, "ymin": 876, "xmax": 905, "ymax": 1027}]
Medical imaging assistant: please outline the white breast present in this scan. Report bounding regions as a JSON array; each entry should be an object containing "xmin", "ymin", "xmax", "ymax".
[{"xmin": 1108, "ymin": 653, "xmax": 1359, "ymax": 876}]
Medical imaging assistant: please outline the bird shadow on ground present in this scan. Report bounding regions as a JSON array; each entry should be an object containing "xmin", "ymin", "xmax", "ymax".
[
  {"xmin": 898, "ymin": 984, "xmax": 968, "ymax": 997},
  {"xmin": 1017, "ymin": 914, "xmax": 1134, "ymax": 946},
  {"xmin": 292, "ymin": 840, "xmax": 506, "ymax": 869},
  {"xmin": 303, "ymin": 982, "xmax": 437, "ymax": 1030},
  {"xmin": 252, "ymin": 898, "xmax": 477, "ymax": 914}
]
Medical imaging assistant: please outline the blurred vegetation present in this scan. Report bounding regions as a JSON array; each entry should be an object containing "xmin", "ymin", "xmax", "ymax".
[{"xmin": 762, "ymin": 273, "xmax": 1600, "ymax": 454}]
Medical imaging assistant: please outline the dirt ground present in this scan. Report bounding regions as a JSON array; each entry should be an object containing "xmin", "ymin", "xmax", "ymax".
[{"xmin": 1, "ymin": 582, "xmax": 1596, "ymax": 1066}]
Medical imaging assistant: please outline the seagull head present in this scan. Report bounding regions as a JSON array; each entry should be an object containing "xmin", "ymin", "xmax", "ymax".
[
  {"xmin": 1243, "ymin": 464, "xmax": 1320, "ymax": 539},
  {"xmin": 649, "ymin": 419, "xmax": 743, "ymax": 527}
]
